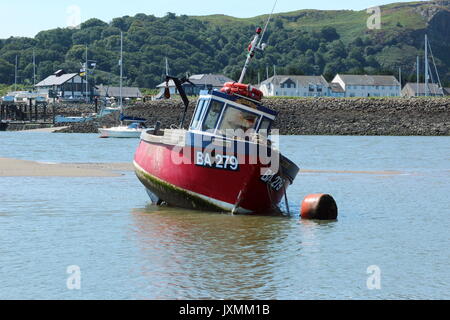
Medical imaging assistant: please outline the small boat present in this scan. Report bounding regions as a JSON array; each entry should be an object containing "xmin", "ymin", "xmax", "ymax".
[
  {"xmin": 133, "ymin": 26, "xmax": 299, "ymax": 215},
  {"xmin": 55, "ymin": 115, "xmax": 94, "ymax": 123},
  {"xmin": 98, "ymin": 32, "xmax": 150, "ymax": 139},
  {"xmin": 99, "ymin": 116, "xmax": 148, "ymax": 138}
]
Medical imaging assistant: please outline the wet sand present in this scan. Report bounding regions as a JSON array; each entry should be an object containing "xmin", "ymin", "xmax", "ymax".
[
  {"xmin": 0, "ymin": 158, "xmax": 134, "ymax": 177},
  {"xmin": 19, "ymin": 127, "xmax": 69, "ymax": 133},
  {"xmin": 0, "ymin": 157, "xmax": 403, "ymax": 178}
]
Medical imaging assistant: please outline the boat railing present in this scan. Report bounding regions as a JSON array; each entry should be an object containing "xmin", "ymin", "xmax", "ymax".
[{"xmin": 142, "ymin": 128, "xmax": 186, "ymax": 146}]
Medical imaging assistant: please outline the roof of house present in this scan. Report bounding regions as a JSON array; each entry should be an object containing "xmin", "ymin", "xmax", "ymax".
[
  {"xmin": 261, "ymin": 75, "xmax": 330, "ymax": 87},
  {"xmin": 97, "ymin": 85, "xmax": 143, "ymax": 98},
  {"xmin": 35, "ymin": 72, "xmax": 78, "ymax": 87},
  {"xmin": 334, "ymin": 74, "xmax": 400, "ymax": 86},
  {"xmin": 402, "ymin": 83, "xmax": 444, "ymax": 95},
  {"xmin": 157, "ymin": 74, "xmax": 234, "ymax": 88}
]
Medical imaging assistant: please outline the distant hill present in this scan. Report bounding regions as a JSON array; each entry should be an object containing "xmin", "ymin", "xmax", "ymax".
[{"xmin": 0, "ymin": 0, "xmax": 449, "ymax": 89}]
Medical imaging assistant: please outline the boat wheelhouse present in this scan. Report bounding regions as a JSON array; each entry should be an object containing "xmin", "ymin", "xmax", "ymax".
[{"xmin": 190, "ymin": 89, "xmax": 276, "ymax": 137}]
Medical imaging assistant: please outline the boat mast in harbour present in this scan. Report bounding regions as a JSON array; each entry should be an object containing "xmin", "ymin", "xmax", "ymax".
[{"xmin": 119, "ymin": 32, "xmax": 123, "ymax": 109}]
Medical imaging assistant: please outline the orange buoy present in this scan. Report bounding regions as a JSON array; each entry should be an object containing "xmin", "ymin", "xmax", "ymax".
[{"xmin": 301, "ymin": 194, "xmax": 338, "ymax": 220}]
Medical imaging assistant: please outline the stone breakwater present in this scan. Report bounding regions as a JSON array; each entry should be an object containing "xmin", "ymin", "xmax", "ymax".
[{"xmin": 56, "ymin": 97, "xmax": 450, "ymax": 136}]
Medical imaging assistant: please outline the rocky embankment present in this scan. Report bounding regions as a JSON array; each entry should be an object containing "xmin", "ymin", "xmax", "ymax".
[{"xmin": 56, "ymin": 97, "xmax": 450, "ymax": 136}]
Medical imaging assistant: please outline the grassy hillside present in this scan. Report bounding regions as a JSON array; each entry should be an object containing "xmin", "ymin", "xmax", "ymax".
[{"xmin": 0, "ymin": 1, "xmax": 449, "ymax": 90}]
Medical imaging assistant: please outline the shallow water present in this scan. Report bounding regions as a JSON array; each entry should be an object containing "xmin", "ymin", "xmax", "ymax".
[{"xmin": 0, "ymin": 132, "xmax": 449, "ymax": 299}]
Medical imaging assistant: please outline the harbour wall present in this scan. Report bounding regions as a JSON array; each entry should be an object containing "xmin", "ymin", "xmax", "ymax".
[{"xmin": 56, "ymin": 97, "xmax": 450, "ymax": 136}]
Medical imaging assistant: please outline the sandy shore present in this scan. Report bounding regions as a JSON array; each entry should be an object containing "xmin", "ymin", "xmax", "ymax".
[
  {"xmin": 0, "ymin": 158, "xmax": 134, "ymax": 177},
  {"xmin": 0, "ymin": 157, "xmax": 403, "ymax": 178},
  {"xmin": 19, "ymin": 126, "xmax": 69, "ymax": 133}
]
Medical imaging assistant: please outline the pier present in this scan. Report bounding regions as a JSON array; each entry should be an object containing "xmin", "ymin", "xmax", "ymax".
[{"xmin": 0, "ymin": 101, "xmax": 99, "ymax": 131}]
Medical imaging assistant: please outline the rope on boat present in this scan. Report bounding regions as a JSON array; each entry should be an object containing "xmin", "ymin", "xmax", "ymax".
[{"xmin": 283, "ymin": 184, "xmax": 291, "ymax": 216}]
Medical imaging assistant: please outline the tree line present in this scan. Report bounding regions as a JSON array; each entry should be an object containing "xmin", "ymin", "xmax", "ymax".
[{"xmin": 0, "ymin": 12, "xmax": 448, "ymax": 90}]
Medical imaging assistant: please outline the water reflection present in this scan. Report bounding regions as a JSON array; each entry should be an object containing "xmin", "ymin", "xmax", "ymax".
[
  {"xmin": 130, "ymin": 206, "xmax": 295, "ymax": 299},
  {"xmin": 129, "ymin": 205, "xmax": 339, "ymax": 299}
]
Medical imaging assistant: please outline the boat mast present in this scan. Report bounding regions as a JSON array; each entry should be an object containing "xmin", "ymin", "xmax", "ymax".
[
  {"xmin": 416, "ymin": 56, "xmax": 419, "ymax": 97},
  {"xmin": 427, "ymin": 38, "xmax": 444, "ymax": 96},
  {"xmin": 119, "ymin": 32, "xmax": 123, "ymax": 109},
  {"xmin": 237, "ymin": 0, "xmax": 277, "ymax": 84},
  {"xmin": 165, "ymin": 57, "xmax": 169, "ymax": 76},
  {"xmin": 424, "ymin": 34, "xmax": 428, "ymax": 97},
  {"xmin": 238, "ymin": 28, "xmax": 263, "ymax": 84},
  {"xmin": 33, "ymin": 50, "xmax": 36, "ymax": 88},
  {"xmin": 14, "ymin": 55, "xmax": 18, "ymax": 91},
  {"xmin": 85, "ymin": 45, "xmax": 89, "ymax": 103}
]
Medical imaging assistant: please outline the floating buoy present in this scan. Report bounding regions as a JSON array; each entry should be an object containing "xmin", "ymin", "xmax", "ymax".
[{"xmin": 301, "ymin": 194, "xmax": 338, "ymax": 220}]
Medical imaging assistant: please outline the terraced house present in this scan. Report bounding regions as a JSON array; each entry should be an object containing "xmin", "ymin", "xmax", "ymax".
[
  {"xmin": 259, "ymin": 75, "xmax": 331, "ymax": 97},
  {"xmin": 331, "ymin": 74, "xmax": 401, "ymax": 97}
]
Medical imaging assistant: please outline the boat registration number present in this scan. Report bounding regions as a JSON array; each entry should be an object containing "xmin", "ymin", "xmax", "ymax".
[
  {"xmin": 195, "ymin": 152, "xmax": 239, "ymax": 171},
  {"xmin": 261, "ymin": 169, "xmax": 285, "ymax": 191}
]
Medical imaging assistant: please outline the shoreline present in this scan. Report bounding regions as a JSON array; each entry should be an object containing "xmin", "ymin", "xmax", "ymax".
[
  {"xmin": 51, "ymin": 97, "xmax": 450, "ymax": 136},
  {"xmin": 0, "ymin": 158, "xmax": 134, "ymax": 177}
]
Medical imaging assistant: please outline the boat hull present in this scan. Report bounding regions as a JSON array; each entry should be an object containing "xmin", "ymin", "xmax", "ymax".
[
  {"xmin": 98, "ymin": 127, "xmax": 144, "ymax": 138},
  {"xmin": 134, "ymin": 130, "xmax": 299, "ymax": 215}
]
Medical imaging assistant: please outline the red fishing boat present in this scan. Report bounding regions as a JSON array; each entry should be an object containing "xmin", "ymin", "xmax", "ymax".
[{"xmin": 134, "ymin": 27, "xmax": 299, "ymax": 215}]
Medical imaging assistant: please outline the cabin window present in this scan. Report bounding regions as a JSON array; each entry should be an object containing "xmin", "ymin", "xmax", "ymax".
[
  {"xmin": 259, "ymin": 117, "xmax": 272, "ymax": 135},
  {"xmin": 202, "ymin": 100, "xmax": 224, "ymax": 131},
  {"xmin": 218, "ymin": 106, "xmax": 259, "ymax": 132},
  {"xmin": 190, "ymin": 99, "xmax": 208, "ymax": 130}
]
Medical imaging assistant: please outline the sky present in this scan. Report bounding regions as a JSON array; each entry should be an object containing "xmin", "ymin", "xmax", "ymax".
[{"xmin": 0, "ymin": 0, "xmax": 427, "ymax": 39}]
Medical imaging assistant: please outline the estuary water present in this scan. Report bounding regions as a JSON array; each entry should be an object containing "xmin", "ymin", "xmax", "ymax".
[{"xmin": 0, "ymin": 132, "xmax": 449, "ymax": 300}]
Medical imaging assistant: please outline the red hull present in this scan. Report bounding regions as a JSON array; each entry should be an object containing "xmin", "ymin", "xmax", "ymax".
[{"xmin": 134, "ymin": 133, "xmax": 296, "ymax": 214}]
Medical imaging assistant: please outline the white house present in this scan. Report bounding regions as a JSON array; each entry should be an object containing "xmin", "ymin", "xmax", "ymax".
[
  {"xmin": 97, "ymin": 84, "xmax": 143, "ymax": 99},
  {"xmin": 259, "ymin": 75, "xmax": 331, "ymax": 97},
  {"xmin": 401, "ymin": 83, "xmax": 445, "ymax": 97},
  {"xmin": 35, "ymin": 70, "xmax": 94, "ymax": 101},
  {"xmin": 331, "ymin": 74, "xmax": 401, "ymax": 97}
]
